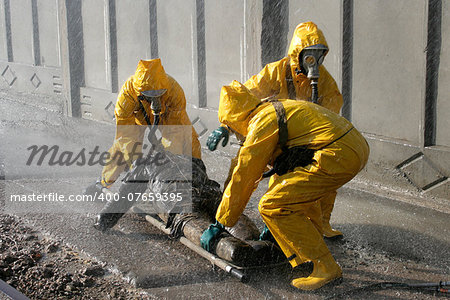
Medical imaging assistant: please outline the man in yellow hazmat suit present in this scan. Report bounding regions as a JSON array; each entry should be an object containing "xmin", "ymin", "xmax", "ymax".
[
  {"xmin": 84, "ymin": 59, "xmax": 202, "ymax": 220},
  {"xmin": 201, "ymin": 81, "xmax": 369, "ymax": 290},
  {"xmin": 207, "ymin": 22, "xmax": 344, "ymax": 238}
]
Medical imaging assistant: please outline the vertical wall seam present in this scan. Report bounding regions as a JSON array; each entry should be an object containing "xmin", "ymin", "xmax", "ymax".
[
  {"xmin": 108, "ymin": 0, "xmax": 118, "ymax": 93},
  {"xmin": 65, "ymin": 0, "xmax": 84, "ymax": 117},
  {"xmin": 341, "ymin": 0, "xmax": 353, "ymax": 121},
  {"xmin": 196, "ymin": 0, "xmax": 206, "ymax": 107},
  {"xmin": 261, "ymin": 0, "xmax": 288, "ymax": 68},
  {"xmin": 424, "ymin": 0, "xmax": 442, "ymax": 147},
  {"xmin": 4, "ymin": 0, "xmax": 13, "ymax": 62},
  {"xmin": 31, "ymin": 0, "xmax": 40, "ymax": 66},
  {"xmin": 149, "ymin": 0, "xmax": 158, "ymax": 59}
]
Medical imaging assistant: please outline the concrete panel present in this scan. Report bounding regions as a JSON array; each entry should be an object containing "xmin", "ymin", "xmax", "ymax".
[
  {"xmin": 204, "ymin": 0, "xmax": 245, "ymax": 109},
  {"xmin": 0, "ymin": 62, "xmax": 63, "ymax": 96},
  {"xmin": 288, "ymin": 0, "xmax": 343, "ymax": 89},
  {"xmin": 436, "ymin": 1, "xmax": 450, "ymax": 147},
  {"xmin": 9, "ymin": 0, "xmax": 34, "ymax": 64},
  {"xmin": 0, "ymin": 0, "xmax": 7, "ymax": 60},
  {"xmin": 82, "ymin": 0, "xmax": 109, "ymax": 90},
  {"xmin": 37, "ymin": 0, "xmax": 60, "ymax": 68},
  {"xmin": 115, "ymin": 0, "xmax": 152, "ymax": 88},
  {"xmin": 352, "ymin": 0, "xmax": 426, "ymax": 145},
  {"xmin": 80, "ymin": 87, "xmax": 116, "ymax": 123},
  {"xmin": 157, "ymin": 0, "xmax": 197, "ymax": 105}
]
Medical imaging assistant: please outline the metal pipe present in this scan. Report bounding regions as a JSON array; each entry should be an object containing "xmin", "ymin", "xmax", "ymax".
[{"xmin": 132, "ymin": 207, "xmax": 248, "ymax": 282}]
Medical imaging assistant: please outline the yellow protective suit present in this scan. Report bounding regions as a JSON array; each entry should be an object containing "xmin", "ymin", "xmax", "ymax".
[
  {"xmin": 215, "ymin": 81, "xmax": 369, "ymax": 268},
  {"xmin": 244, "ymin": 21, "xmax": 343, "ymax": 113},
  {"xmin": 101, "ymin": 59, "xmax": 202, "ymax": 187},
  {"xmin": 223, "ymin": 22, "xmax": 344, "ymax": 236}
]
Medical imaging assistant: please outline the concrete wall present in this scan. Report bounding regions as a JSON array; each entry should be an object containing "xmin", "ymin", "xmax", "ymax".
[
  {"xmin": 82, "ymin": 0, "xmax": 109, "ymax": 90},
  {"xmin": 353, "ymin": 0, "xmax": 426, "ymax": 145},
  {"xmin": 0, "ymin": 0, "xmax": 61, "ymax": 95},
  {"xmin": 0, "ymin": 0, "xmax": 449, "ymax": 201},
  {"xmin": 37, "ymin": 0, "xmax": 60, "ymax": 68},
  {"xmin": 437, "ymin": 0, "xmax": 450, "ymax": 148},
  {"xmin": 0, "ymin": 1, "xmax": 8, "ymax": 61},
  {"xmin": 157, "ymin": 0, "xmax": 198, "ymax": 105}
]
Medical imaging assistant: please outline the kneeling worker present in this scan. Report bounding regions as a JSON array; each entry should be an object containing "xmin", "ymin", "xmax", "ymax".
[
  {"xmin": 85, "ymin": 59, "xmax": 202, "ymax": 229},
  {"xmin": 201, "ymin": 81, "xmax": 369, "ymax": 290}
]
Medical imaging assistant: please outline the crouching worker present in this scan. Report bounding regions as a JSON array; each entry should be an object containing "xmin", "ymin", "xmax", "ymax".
[
  {"xmin": 84, "ymin": 58, "xmax": 202, "ymax": 230},
  {"xmin": 207, "ymin": 22, "xmax": 344, "ymax": 239},
  {"xmin": 201, "ymin": 81, "xmax": 369, "ymax": 290}
]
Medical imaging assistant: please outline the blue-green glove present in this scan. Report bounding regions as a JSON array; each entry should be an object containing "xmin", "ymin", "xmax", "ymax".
[
  {"xmin": 259, "ymin": 224, "xmax": 276, "ymax": 243},
  {"xmin": 206, "ymin": 127, "xmax": 229, "ymax": 151},
  {"xmin": 200, "ymin": 221, "xmax": 225, "ymax": 252}
]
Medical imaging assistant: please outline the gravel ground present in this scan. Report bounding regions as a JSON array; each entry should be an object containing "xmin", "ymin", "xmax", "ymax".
[{"xmin": 0, "ymin": 214, "xmax": 153, "ymax": 300}]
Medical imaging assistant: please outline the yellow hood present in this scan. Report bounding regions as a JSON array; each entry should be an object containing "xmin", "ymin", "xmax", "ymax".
[
  {"xmin": 288, "ymin": 22, "xmax": 328, "ymax": 72},
  {"xmin": 218, "ymin": 81, "xmax": 261, "ymax": 137},
  {"xmin": 131, "ymin": 58, "xmax": 170, "ymax": 96}
]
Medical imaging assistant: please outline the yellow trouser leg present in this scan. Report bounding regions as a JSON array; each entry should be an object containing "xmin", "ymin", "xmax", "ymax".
[
  {"xmin": 259, "ymin": 198, "xmax": 342, "ymax": 291},
  {"xmin": 259, "ymin": 202, "xmax": 329, "ymax": 268},
  {"xmin": 320, "ymin": 191, "xmax": 343, "ymax": 238}
]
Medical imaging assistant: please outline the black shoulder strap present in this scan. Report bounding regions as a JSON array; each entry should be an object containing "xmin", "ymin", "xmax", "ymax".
[
  {"xmin": 270, "ymin": 100, "xmax": 288, "ymax": 151},
  {"xmin": 285, "ymin": 60, "xmax": 297, "ymax": 100},
  {"xmin": 137, "ymin": 98, "xmax": 152, "ymax": 126}
]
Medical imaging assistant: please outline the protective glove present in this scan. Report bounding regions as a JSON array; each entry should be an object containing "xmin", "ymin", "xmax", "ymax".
[
  {"xmin": 83, "ymin": 180, "xmax": 106, "ymax": 197},
  {"xmin": 259, "ymin": 224, "xmax": 276, "ymax": 243},
  {"xmin": 200, "ymin": 221, "xmax": 225, "ymax": 252},
  {"xmin": 206, "ymin": 127, "xmax": 229, "ymax": 151}
]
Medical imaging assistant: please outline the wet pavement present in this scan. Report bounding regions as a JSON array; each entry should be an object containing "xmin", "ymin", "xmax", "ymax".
[{"xmin": 1, "ymin": 90, "xmax": 449, "ymax": 299}]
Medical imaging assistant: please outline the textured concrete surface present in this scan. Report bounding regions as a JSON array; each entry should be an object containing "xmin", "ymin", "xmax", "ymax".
[{"xmin": 1, "ymin": 90, "xmax": 449, "ymax": 299}]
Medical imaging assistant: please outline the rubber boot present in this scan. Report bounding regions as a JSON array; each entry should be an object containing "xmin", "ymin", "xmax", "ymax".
[
  {"xmin": 291, "ymin": 252, "xmax": 342, "ymax": 291},
  {"xmin": 322, "ymin": 222, "xmax": 343, "ymax": 239},
  {"xmin": 93, "ymin": 213, "xmax": 124, "ymax": 232}
]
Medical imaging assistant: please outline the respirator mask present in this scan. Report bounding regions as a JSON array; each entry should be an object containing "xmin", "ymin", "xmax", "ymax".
[{"xmin": 299, "ymin": 44, "xmax": 328, "ymax": 103}]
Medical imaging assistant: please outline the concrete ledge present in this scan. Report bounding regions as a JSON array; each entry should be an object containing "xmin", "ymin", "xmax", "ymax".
[
  {"xmin": 351, "ymin": 134, "xmax": 450, "ymax": 214},
  {"xmin": 0, "ymin": 62, "xmax": 62, "ymax": 96},
  {"xmin": 79, "ymin": 87, "xmax": 116, "ymax": 124}
]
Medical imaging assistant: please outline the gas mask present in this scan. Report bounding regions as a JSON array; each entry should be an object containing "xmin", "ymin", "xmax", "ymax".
[
  {"xmin": 299, "ymin": 44, "xmax": 328, "ymax": 103},
  {"xmin": 139, "ymin": 89, "xmax": 167, "ymax": 117},
  {"xmin": 138, "ymin": 89, "xmax": 167, "ymax": 145}
]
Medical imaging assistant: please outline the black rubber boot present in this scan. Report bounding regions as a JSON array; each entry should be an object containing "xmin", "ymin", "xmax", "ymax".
[{"xmin": 93, "ymin": 213, "xmax": 125, "ymax": 232}]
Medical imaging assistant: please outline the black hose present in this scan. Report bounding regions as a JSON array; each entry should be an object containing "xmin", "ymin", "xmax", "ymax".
[
  {"xmin": 147, "ymin": 114, "xmax": 160, "ymax": 144},
  {"xmin": 325, "ymin": 281, "xmax": 450, "ymax": 299},
  {"xmin": 310, "ymin": 80, "xmax": 319, "ymax": 103}
]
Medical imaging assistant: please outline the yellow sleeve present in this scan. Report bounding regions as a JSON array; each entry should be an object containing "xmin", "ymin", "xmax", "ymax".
[
  {"xmin": 101, "ymin": 82, "xmax": 144, "ymax": 186},
  {"xmin": 317, "ymin": 66, "xmax": 343, "ymax": 114},
  {"xmin": 216, "ymin": 122, "xmax": 278, "ymax": 227},
  {"xmin": 244, "ymin": 60, "xmax": 283, "ymax": 100}
]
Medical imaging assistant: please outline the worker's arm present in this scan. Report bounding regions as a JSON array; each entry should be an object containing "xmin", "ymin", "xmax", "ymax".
[
  {"xmin": 244, "ymin": 60, "xmax": 283, "ymax": 100},
  {"xmin": 317, "ymin": 66, "xmax": 343, "ymax": 114},
  {"xmin": 101, "ymin": 87, "xmax": 144, "ymax": 186},
  {"xmin": 215, "ymin": 121, "xmax": 278, "ymax": 227}
]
